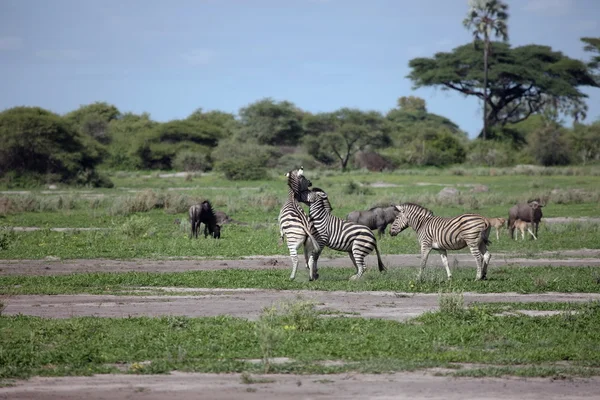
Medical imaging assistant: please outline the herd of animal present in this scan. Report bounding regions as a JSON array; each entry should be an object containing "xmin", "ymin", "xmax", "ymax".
[{"xmin": 188, "ymin": 167, "xmax": 544, "ymax": 282}]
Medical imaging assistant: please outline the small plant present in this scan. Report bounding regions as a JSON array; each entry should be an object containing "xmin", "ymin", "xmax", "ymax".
[
  {"xmin": 438, "ymin": 290, "xmax": 464, "ymax": 316},
  {"xmin": 0, "ymin": 227, "xmax": 15, "ymax": 250},
  {"xmin": 255, "ymin": 306, "xmax": 284, "ymax": 373},
  {"xmin": 279, "ymin": 299, "xmax": 319, "ymax": 332},
  {"xmin": 119, "ymin": 215, "xmax": 153, "ymax": 238},
  {"xmin": 240, "ymin": 372, "xmax": 275, "ymax": 384}
]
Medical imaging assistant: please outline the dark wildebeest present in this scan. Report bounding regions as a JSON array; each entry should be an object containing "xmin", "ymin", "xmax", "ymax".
[
  {"xmin": 189, "ymin": 200, "xmax": 221, "ymax": 239},
  {"xmin": 508, "ymin": 199, "xmax": 543, "ymax": 240},
  {"xmin": 346, "ymin": 206, "xmax": 400, "ymax": 238}
]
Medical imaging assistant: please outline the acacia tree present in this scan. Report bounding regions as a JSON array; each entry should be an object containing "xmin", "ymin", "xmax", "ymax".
[
  {"xmin": 463, "ymin": 0, "xmax": 509, "ymax": 139},
  {"xmin": 304, "ymin": 108, "xmax": 390, "ymax": 170},
  {"xmin": 408, "ymin": 43, "xmax": 599, "ymax": 139}
]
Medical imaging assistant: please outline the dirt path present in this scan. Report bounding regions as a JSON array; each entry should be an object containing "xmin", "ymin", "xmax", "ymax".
[
  {"xmin": 2, "ymin": 371, "xmax": 600, "ymax": 400},
  {"xmin": 3, "ymin": 253, "xmax": 600, "ymax": 399},
  {"xmin": 4, "ymin": 290, "xmax": 600, "ymax": 321},
  {"xmin": 2, "ymin": 249, "xmax": 600, "ymax": 276}
]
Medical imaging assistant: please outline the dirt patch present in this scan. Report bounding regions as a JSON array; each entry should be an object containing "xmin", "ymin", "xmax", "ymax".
[
  {"xmin": 2, "ymin": 371, "xmax": 599, "ymax": 400},
  {"xmin": 4, "ymin": 290, "xmax": 599, "ymax": 321}
]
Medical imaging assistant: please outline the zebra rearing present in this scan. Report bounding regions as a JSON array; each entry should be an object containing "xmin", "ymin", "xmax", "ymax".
[
  {"xmin": 278, "ymin": 167, "xmax": 321, "ymax": 281},
  {"xmin": 301, "ymin": 187, "xmax": 386, "ymax": 281},
  {"xmin": 390, "ymin": 203, "xmax": 492, "ymax": 281}
]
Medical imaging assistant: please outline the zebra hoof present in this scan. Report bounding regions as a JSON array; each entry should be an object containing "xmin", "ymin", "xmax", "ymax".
[{"xmin": 349, "ymin": 275, "xmax": 359, "ymax": 281}]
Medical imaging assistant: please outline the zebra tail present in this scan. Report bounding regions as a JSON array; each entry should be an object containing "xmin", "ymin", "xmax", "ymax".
[
  {"xmin": 375, "ymin": 245, "xmax": 386, "ymax": 272},
  {"xmin": 481, "ymin": 224, "xmax": 492, "ymax": 246}
]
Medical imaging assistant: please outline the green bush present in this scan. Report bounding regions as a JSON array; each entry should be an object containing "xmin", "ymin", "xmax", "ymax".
[
  {"xmin": 172, "ymin": 150, "xmax": 212, "ymax": 172},
  {"xmin": 216, "ymin": 158, "xmax": 268, "ymax": 180}
]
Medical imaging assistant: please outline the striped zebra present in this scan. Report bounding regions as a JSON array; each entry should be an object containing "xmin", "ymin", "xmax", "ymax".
[
  {"xmin": 278, "ymin": 167, "xmax": 321, "ymax": 281},
  {"xmin": 301, "ymin": 187, "xmax": 386, "ymax": 281},
  {"xmin": 390, "ymin": 203, "xmax": 492, "ymax": 281}
]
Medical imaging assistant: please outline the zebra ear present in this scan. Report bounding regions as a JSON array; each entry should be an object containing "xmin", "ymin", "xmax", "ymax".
[
  {"xmin": 285, "ymin": 172, "xmax": 290, "ymax": 177},
  {"xmin": 395, "ymin": 205, "xmax": 402, "ymax": 212}
]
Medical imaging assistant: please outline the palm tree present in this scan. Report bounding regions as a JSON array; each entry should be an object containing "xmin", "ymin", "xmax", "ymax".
[{"xmin": 463, "ymin": 0, "xmax": 509, "ymax": 140}]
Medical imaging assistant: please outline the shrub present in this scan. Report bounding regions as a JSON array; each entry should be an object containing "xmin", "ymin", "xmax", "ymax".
[
  {"xmin": 119, "ymin": 215, "xmax": 154, "ymax": 238},
  {"xmin": 172, "ymin": 150, "xmax": 212, "ymax": 172}
]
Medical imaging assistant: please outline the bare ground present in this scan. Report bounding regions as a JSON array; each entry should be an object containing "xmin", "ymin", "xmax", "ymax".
[
  {"xmin": 3, "ymin": 371, "xmax": 600, "ymax": 400},
  {"xmin": 3, "ymin": 253, "xmax": 600, "ymax": 399}
]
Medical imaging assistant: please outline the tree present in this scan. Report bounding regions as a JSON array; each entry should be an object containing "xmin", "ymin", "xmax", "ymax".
[
  {"xmin": 463, "ymin": 0, "xmax": 509, "ymax": 140},
  {"xmin": 396, "ymin": 96, "xmax": 427, "ymax": 113},
  {"xmin": 106, "ymin": 112, "xmax": 157, "ymax": 169},
  {"xmin": 303, "ymin": 108, "xmax": 390, "ymax": 170},
  {"xmin": 581, "ymin": 37, "xmax": 600, "ymax": 82},
  {"xmin": 65, "ymin": 102, "xmax": 120, "ymax": 144},
  {"xmin": 568, "ymin": 121, "xmax": 600, "ymax": 165},
  {"xmin": 238, "ymin": 98, "xmax": 305, "ymax": 146},
  {"xmin": 408, "ymin": 43, "xmax": 599, "ymax": 139},
  {"xmin": 0, "ymin": 107, "xmax": 108, "ymax": 186}
]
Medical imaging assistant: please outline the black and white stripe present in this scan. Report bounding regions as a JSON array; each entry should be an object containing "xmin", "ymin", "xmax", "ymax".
[
  {"xmin": 390, "ymin": 203, "xmax": 491, "ymax": 281},
  {"xmin": 302, "ymin": 187, "xmax": 386, "ymax": 280},
  {"xmin": 278, "ymin": 167, "xmax": 321, "ymax": 281}
]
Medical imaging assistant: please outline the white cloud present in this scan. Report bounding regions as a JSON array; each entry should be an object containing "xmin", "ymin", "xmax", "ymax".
[
  {"xmin": 181, "ymin": 49, "xmax": 215, "ymax": 66},
  {"xmin": 523, "ymin": 0, "xmax": 573, "ymax": 16},
  {"xmin": 0, "ymin": 36, "xmax": 23, "ymax": 50},
  {"xmin": 35, "ymin": 49, "xmax": 89, "ymax": 62}
]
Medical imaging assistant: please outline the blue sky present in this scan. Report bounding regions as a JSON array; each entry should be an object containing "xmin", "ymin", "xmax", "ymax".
[{"xmin": 0, "ymin": 0, "xmax": 598, "ymax": 138}]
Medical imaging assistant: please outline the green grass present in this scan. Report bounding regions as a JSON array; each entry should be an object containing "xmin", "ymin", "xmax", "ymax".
[
  {"xmin": 2, "ymin": 265, "xmax": 600, "ymax": 295},
  {"xmin": 1, "ymin": 216, "xmax": 599, "ymax": 260},
  {"xmin": 1, "ymin": 301, "xmax": 599, "ymax": 379}
]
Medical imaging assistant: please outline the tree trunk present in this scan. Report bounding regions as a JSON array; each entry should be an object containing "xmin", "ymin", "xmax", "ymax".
[{"xmin": 483, "ymin": 38, "xmax": 489, "ymax": 140}]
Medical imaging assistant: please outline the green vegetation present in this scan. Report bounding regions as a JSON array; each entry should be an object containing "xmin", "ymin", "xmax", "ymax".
[
  {"xmin": 1, "ymin": 301, "xmax": 599, "ymax": 379},
  {"xmin": 2, "ymin": 265, "xmax": 600, "ymax": 295}
]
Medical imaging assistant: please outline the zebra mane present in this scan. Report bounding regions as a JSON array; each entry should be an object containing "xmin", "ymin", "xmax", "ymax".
[
  {"xmin": 287, "ymin": 167, "xmax": 312, "ymax": 195},
  {"xmin": 402, "ymin": 202, "xmax": 434, "ymax": 217}
]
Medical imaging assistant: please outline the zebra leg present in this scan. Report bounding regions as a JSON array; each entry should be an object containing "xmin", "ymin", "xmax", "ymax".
[
  {"xmin": 417, "ymin": 246, "xmax": 432, "ymax": 282},
  {"xmin": 348, "ymin": 250, "xmax": 362, "ymax": 281},
  {"xmin": 438, "ymin": 250, "xmax": 452, "ymax": 280},
  {"xmin": 479, "ymin": 241, "xmax": 492, "ymax": 280},
  {"xmin": 349, "ymin": 251, "xmax": 367, "ymax": 281},
  {"xmin": 288, "ymin": 238, "xmax": 303, "ymax": 281},
  {"xmin": 469, "ymin": 244, "xmax": 485, "ymax": 280}
]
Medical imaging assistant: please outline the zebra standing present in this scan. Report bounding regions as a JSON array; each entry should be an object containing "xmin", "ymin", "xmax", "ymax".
[
  {"xmin": 278, "ymin": 167, "xmax": 321, "ymax": 281},
  {"xmin": 390, "ymin": 203, "xmax": 491, "ymax": 281},
  {"xmin": 300, "ymin": 187, "xmax": 386, "ymax": 281}
]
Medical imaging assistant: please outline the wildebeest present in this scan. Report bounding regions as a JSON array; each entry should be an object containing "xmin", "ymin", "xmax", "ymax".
[
  {"xmin": 508, "ymin": 200, "xmax": 543, "ymax": 240},
  {"xmin": 513, "ymin": 219, "xmax": 538, "ymax": 241},
  {"xmin": 189, "ymin": 200, "xmax": 220, "ymax": 239},
  {"xmin": 346, "ymin": 206, "xmax": 400, "ymax": 238}
]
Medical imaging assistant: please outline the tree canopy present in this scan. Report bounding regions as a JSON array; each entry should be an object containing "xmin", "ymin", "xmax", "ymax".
[
  {"xmin": 0, "ymin": 107, "xmax": 108, "ymax": 185},
  {"xmin": 408, "ymin": 42, "xmax": 599, "ymax": 138},
  {"xmin": 238, "ymin": 98, "xmax": 304, "ymax": 146}
]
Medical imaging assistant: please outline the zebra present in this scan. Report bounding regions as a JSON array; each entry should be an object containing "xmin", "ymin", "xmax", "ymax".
[
  {"xmin": 390, "ymin": 203, "xmax": 491, "ymax": 281},
  {"xmin": 278, "ymin": 167, "xmax": 321, "ymax": 281},
  {"xmin": 300, "ymin": 187, "xmax": 386, "ymax": 281}
]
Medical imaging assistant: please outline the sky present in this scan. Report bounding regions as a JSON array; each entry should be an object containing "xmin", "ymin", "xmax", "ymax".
[{"xmin": 0, "ymin": 0, "xmax": 598, "ymax": 138}]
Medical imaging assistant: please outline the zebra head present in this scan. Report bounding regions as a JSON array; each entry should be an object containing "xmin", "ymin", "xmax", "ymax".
[
  {"xmin": 286, "ymin": 166, "xmax": 312, "ymax": 202},
  {"xmin": 390, "ymin": 203, "xmax": 433, "ymax": 236},
  {"xmin": 390, "ymin": 205, "xmax": 409, "ymax": 236},
  {"xmin": 305, "ymin": 187, "xmax": 333, "ymax": 212}
]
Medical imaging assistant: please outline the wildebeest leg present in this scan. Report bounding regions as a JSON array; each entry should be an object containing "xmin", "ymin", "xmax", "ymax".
[
  {"xmin": 528, "ymin": 227, "xmax": 538, "ymax": 240},
  {"xmin": 378, "ymin": 224, "xmax": 386, "ymax": 239},
  {"xmin": 438, "ymin": 249, "xmax": 452, "ymax": 280},
  {"xmin": 418, "ymin": 245, "xmax": 432, "ymax": 282}
]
